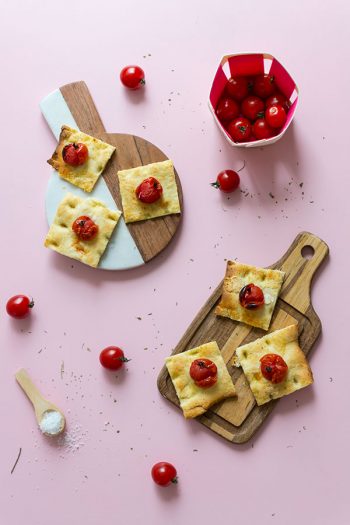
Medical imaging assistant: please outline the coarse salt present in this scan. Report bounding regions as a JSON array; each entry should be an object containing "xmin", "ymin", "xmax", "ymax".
[{"xmin": 39, "ymin": 410, "xmax": 65, "ymax": 436}]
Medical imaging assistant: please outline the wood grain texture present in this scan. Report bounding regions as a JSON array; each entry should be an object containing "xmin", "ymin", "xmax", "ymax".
[
  {"xmin": 59, "ymin": 81, "xmax": 183, "ymax": 263},
  {"xmin": 157, "ymin": 232, "xmax": 329, "ymax": 444}
]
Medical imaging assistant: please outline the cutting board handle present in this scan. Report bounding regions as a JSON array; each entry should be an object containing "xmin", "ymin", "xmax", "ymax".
[{"xmin": 272, "ymin": 231, "xmax": 329, "ymax": 314}]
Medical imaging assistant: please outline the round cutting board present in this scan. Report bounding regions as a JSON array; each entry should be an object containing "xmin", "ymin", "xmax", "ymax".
[{"xmin": 41, "ymin": 81, "xmax": 183, "ymax": 270}]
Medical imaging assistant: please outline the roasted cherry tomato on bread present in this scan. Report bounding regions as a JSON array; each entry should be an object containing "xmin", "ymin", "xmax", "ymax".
[
  {"xmin": 190, "ymin": 358, "xmax": 218, "ymax": 388},
  {"xmin": 151, "ymin": 462, "xmax": 178, "ymax": 487},
  {"xmin": 211, "ymin": 169, "xmax": 240, "ymax": 193},
  {"xmin": 6, "ymin": 295, "xmax": 34, "ymax": 319},
  {"xmin": 62, "ymin": 143, "xmax": 89, "ymax": 166},
  {"xmin": 265, "ymin": 92, "xmax": 290, "ymax": 112},
  {"xmin": 241, "ymin": 96, "xmax": 265, "ymax": 121},
  {"xmin": 253, "ymin": 74, "xmax": 275, "ymax": 99},
  {"xmin": 72, "ymin": 216, "xmax": 99, "ymax": 241},
  {"xmin": 99, "ymin": 346, "xmax": 130, "ymax": 370},
  {"xmin": 135, "ymin": 177, "xmax": 163, "ymax": 204},
  {"xmin": 120, "ymin": 65, "xmax": 145, "ymax": 90},
  {"xmin": 239, "ymin": 284, "xmax": 264, "ymax": 309},
  {"xmin": 227, "ymin": 117, "xmax": 252, "ymax": 143},
  {"xmin": 253, "ymin": 118, "xmax": 275, "ymax": 140},
  {"xmin": 260, "ymin": 353, "xmax": 288, "ymax": 383},
  {"xmin": 265, "ymin": 104, "xmax": 287, "ymax": 129},
  {"xmin": 216, "ymin": 97, "xmax": 239, "ymax": 121},
  {"xmin": 226, "ymin": 77, "xmax": 250, "ymax": 101}
]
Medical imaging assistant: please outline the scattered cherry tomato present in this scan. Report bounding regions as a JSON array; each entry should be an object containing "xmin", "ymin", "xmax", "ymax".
[
  {"xmin": 226, "ymin": 77, "xmax": 249, "ymax": 101},
  {"xmin": 190, "ymin": 358, "xmax": 218, "ymax": 388},
  {"xmin": 62, "ymin": 143, "xmax": 89, "ymax": 166},
  {"xmin": 239, "ymin": 284, "xmax": 264, "ymax": 309},
  {"xmin": 99, "ymin": 346, "xmax": 130, "ymax": 370},
  {"xmin": 241, "ymin": 96, "xmax": 265, "ymax": 121},
  {"xmin": 253, "ymin": 74, "xmax": 276, "ymax": 99},
  {"xmin": 72, "ymin": 216, "xmax": 99, "ymax": 241},
  {"xmin": 135, "ymin": 177, "xmax": 163, "ymax": 204},
  {"xmin": 252, "ymin": 118, "xmax": 275, "ymax": 140},
  {"xmin": 260, "ymin": 354, "xmax": 288, "ymax": 383},
  {"xmin": 265, "ymin": 104, "xmax": 287, "ymax": 128},
  {"xmin": 211, "ymin": 169, "xmax": 240, "ymax": 193},
  {"xmin": 151, "ymin": 462, "xmax": 178, "ymax": 486},
  {"xmin": 265, "ymin": 92, "xmax": 290, "ymax": 112},
  {"xmin": 215, "ymin": 97, "xmax": 240, "ymax": 121},
  {"xmin": 6, "ymin": 295, "xmax": 34, "ymax": 319},
  {"xmin": 120, "ymin": 65, "xmax": 145, "ymax": 90},
  {"xmin": 227, "ymin": 117, "xmax": 252, "ymax": 143}
]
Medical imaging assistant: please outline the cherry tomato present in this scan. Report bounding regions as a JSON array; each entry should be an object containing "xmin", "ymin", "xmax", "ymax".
[
  {"xmin": 135, "ymin": 177, "xmax": 163, "ymax": 204},
  {"xmin": 253, "ymin": 74, "xmax": 275, "ymax": 99},
  {"xmin": 266, "ymin": 92, "xmax": 290, "ymax": 112},
  {"xmin": 216, "ymin": 97, "xmax": 239, "ymax": 121},
  {"xmin": 72, "ymin": 216, "xmax": 99, "ymax": 241},
  {"xmin": 211, "ymin": 169, "xmax": 240, "ymax": 193},
  {"xmin": 99, "ymin": 346, "xmax": 130, "ymax": 370},
  {"xmin": 265, "ymin": 105, "xmax": 287, "ymax": 129},
  {"xmin": 62, "ymin": 143, "xmax": 89, "ymax": 166},
  {"xmin": 120, "ymin": 65, "xmax": 145, "ymax": 90},
  {"xmin": 226, "ymin": 77, "xmax": 249, "ymax": 101},
  {"xmin": 6, "ymin": 295, "xmax": 34, "ymax": 319},
  {"xmin": 190, "ymin": 358, "xmax": 217, "ymax": 388},
  {"xmin": 227, "ymin": 117, "xmax": 252, "ymax": 143},
  {"xmin": 239, "ymin": 284, "xmax": 264, "ymax": 309},
  {"xmin": 241, "ymin": 96, "xmax": 265, "ymax": 121},
  {"xmin": 152, "ymin": 462, "xmax": 178, "ymax": 486},
  {"xmin": 260, "ymin": 354, "xmax": 288, "ymax": 384},
  {"xmin": 252, "ymin": 118, "xmax": 275, "ymax": 140}
]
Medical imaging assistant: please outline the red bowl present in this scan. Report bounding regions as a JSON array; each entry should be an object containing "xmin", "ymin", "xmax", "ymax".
[{"xmin": 209, "ymin": 53, "xmax": 299, "ymax": 147}]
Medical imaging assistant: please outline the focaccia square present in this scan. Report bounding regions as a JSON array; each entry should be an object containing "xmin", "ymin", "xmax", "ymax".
[
  {"xmin": 44, "ymin": 193, "xmax": 121, "ymax": 268},
  {"xmin": 236, "ymin": 324, "xmax": 313, "ymax": 405},
  {"xmin": 165, "ymin": 341, "xmax": 236, "ymax": 419},
  {"xmin": 117, "ymin": 160, "xmax": 181, "ymax": 223},
  {"xmin": 215, "ymin": 261, "xmax": 285, "ymax": 331},
  {"xmin": 48, "ymin": 125, "xmax": 116, "ymax": 192}
]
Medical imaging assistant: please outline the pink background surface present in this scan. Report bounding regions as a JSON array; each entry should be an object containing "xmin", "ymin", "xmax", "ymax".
[{"xmin": 1, "ymin": 1, "xmax": 349, "ymax": 523}]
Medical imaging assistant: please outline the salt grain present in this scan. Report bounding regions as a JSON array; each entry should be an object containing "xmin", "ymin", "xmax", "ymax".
[{"xmin": 39, "ymin": 410, "xmax": 65, "ymax": 436}]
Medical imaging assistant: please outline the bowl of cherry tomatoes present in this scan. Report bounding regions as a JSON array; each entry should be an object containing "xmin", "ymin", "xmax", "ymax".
[{"xmin": 209, "ymin": 53, "xmax": 299, "ymax": 147}]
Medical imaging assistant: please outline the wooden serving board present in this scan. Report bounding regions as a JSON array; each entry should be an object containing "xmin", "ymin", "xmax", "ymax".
[
  {"xmin": 157, "ymin": 232, "xmax": 329, "ymax": 444},
  {"xmin": 41, "ymin": 81, "xmax": 183, "ymax": 270}
]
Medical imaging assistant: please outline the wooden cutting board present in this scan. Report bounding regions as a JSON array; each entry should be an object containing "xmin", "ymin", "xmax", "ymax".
[
  {"xmin": 40, "ymin": 81, "xmax": 183, "ymax": 270},
  {"xmin": 157, "ymin": 232, "xmax": 329, "ymax": 444}
]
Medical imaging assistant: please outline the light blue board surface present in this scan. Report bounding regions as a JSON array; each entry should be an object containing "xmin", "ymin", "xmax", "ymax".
[{"xmin": 40, "ymin": 89, "xmax": 144, "ymax": 270}]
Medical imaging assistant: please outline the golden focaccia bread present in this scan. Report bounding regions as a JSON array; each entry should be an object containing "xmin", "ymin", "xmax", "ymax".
[
  {"xmin": 215, "ymin": 261, "xmax": 285, "ymax": 331},
  {"xmin": 117, "ymin": 160, "xmax": 181, "ymax": 223},
  {"xmin": 236, "ymin": 324, "xmax": 313, "ymax": 406},
  {"xmin": 48, "ymin": 126, "xmax": 116, "ymax": 192},
  {"xmin": 165, "ymin": 341, "xmax": 236, "ymax": 419},
  {"xmin": 44, "ymin": 193, "xmax": 121, "ymax": 268}
]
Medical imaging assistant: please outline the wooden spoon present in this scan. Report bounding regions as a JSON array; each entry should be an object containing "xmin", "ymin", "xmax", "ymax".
[{"xmin": 15, "ymin": 369, "xmax": 65, "ymax": 436}]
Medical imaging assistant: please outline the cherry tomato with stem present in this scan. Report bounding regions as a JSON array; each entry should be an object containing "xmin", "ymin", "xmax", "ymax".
[
  {"xmin": 216, "ymin": 97, "xmax": 239, "ymax": 121},
  {"xmin": 253, "ymin": 74, "xmax": 276, "ymax": 99},
  {"xmin": 151, "ymin": 462, "xmax": 178, "ymax": 486},
  {"xmin": 6, "ymin": 295, "xmax": 34, "ymax": 319},
  {"xmin": 239, "ymin": 284, "xmax": 264, "ymax": 309},
  {"xmin": 227, "ymin": 117, "xmax": 252, "ymax": 143},
  {"xmin": 99, "ymin": 346, "xmax": 130, "ymax": 370},
  {"xmin": 120, "ymin": 65, "xmax": 145, "ymax": 90},
  {"xmin": 241, "ymin": 96, "xmax": 265, "ymax": 121},
  {"xmin": 72, "ymin": 216, "xmax": 99, "ymax": 241},
  {"xmin": 265, "ymin": 105, "xmax": 287, "ymax": 129},
  {"xmin": 226, "ymin": 77, "xmax": 250, "ymax": 101},
  {"xmin": 252, "ymin": 118, "xmax": 275, "ymax": 140},
  {"xmin": 62, "ymin": 143, "xmax": 89, "ymax": 166},
  {"xmin": 190, "ymin": 358, "xmax": 218, "ymax": 388},
  {"xmin": 211, "ymin": 161, "xmax": 245, "ymax": 193},
  {"xmin": 260, "ymin": 353, "xmax": 288, "ymax": 383},
  {"xmin": 265, "ymin": 92, "xmax": 290, "ymax": 112},
  {"xmin": 135, "ymin": 177, "xmax": 163, "ymax": 204}
]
